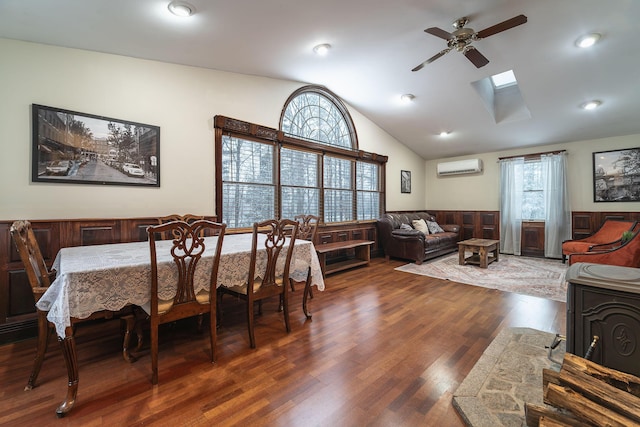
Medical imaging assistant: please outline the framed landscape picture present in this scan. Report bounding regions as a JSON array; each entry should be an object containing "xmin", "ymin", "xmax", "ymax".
[
  {"xmin": 32, "ymin": 104, "xmax": 160, "ymax": 187},
  {"xmin": 401, "ymin": 170, "xmax": 411, "ymax": 193},
  {"xmin": 593, "ymin": 147, "xmax": 640, "ymax": 202}
]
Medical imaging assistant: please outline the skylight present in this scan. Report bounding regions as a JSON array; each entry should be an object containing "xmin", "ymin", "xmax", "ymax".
[{"xmin": 491, "ymin": 70, "xmax": 517, "ymax": 88}]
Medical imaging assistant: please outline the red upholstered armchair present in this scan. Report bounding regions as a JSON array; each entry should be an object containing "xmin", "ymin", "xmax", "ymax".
[
  {"xmin": 562, "ymin": 219, "xmax": 637, "ymax": 263},
  {"xmin": 568, "ymin": 229, "xmax": 640, "ymax": 267}
]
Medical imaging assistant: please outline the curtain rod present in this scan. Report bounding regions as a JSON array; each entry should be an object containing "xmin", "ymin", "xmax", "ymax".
[{"xmin": 498, "ymin": 149, "xmax": 566, "ymax": 161}]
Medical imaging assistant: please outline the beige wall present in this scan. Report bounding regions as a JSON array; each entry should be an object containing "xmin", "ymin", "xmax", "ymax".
[
  {"xmin": 0, "ymin": 38, "xmax": 421, "ymax": 220},
  {"xmin": 2, "ymin": 38, "xmax": 635, "ymax": 221},
  {"xmin": 425, "ymin": 134, "xmax": 640, "ymax": 212}
]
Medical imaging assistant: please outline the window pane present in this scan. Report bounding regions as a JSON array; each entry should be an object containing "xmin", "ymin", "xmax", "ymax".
[
  {"xmin": 281, "ymin": 187, "xmax": 319, "ymax": 219},
  {"xmin": 281, "ymin": 148, "xmax": 318, "ymax": 186},
  {"xmin": 324, "ymin": 189, "xmax": 353, "ymax": 222},
  {"xmin": 324, "ymin": 156, "xmax": 352, "ymax": 189},
  {"xmin": 282, "ymin": 90, "xmax": 353, "ymax": 149},
  {"xmin": 223, "ymin": 183, "xmax": 275, "ymax": 228},
  {"xmin": 357, "ymin": 191, "xmax": 379, "ymax": 220},
  {"xmin": 523, "ymin": 161, "xmax": 542, "ymax": 191},
  {"xmin": 357, "ymin": 161, "xmax": 378, "ymax": 191},
  {"xmin": 222, "ymin": 136, "xmax": 273, "ymax": 183},
  {"xmin": 522, "ymin": 191, "xmax": 544, "ymax": 220}
]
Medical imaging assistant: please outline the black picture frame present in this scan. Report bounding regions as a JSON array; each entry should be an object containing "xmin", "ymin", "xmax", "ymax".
[
  {"xmin": 593, "ymin": 147, "xmax": 640, "ymax": 202},
  {"xmin": 401, "ymin": 170, "xmax": 411, "ymax": 193},
  {"xmin": 32, "ymin": 104, "xmax": 160, "ymax": 187}
]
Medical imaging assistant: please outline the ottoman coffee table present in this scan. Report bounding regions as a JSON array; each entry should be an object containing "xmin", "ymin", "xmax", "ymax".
[{"xmin": 458, "ymin": 238, "xmax": 500, "ymax": 268}]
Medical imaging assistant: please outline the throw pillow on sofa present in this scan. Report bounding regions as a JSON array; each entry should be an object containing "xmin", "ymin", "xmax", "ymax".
[
  {"xmin": 412, "ymin": 219, "xmax": 430, "ymax": 234},
  {"xmin": 426, "ymin": 220, "xmax": 445, "ymax": 234},
  {"xmin": 400, "ymin": 223, "xmax": 413, "ymax": 230}
]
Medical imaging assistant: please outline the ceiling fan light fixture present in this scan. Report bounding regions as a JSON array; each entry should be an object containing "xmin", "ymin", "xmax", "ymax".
[
  {"xmin": 400, "ymin": 94, "xmax": 415, "ymax": 103},
  {"xmin": 581, "ymin": 100, "xmax": 602, "ymax": 110},
  {"xmin": 575, "ymin": 33, "xmax": 600, "ymax": 48},
  {"xmin": 313, "ymin": 44, "xmax": 331, "ymax": 55},
  {"xmin": 168, "ymin": 1, "xmax": 195, "ymax": 17}
]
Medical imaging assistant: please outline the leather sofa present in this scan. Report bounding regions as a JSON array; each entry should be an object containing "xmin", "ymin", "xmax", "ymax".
[{"xmin": 377, "ymin": 212, "xmax": 461, "ymax": 264}]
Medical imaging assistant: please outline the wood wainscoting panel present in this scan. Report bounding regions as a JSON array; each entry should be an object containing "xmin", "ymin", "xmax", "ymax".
[
  {"xmin": 571, "ymin": 211, "xmax": 640, "ymax": 240},
  {"xmin": 0, "ymin": 216, "xmax": 371, "ymax": 343},
  {"xmin": 461, "ymin": 212, "xmax": 475, "ymax": 240},
  {"xmin": 521, "ymin": 221, "xmax": 545, "ymax": 258}
]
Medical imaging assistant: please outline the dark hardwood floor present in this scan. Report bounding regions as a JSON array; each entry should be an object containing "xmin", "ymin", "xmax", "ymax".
[{"xmin": 0, "ymin": 257, "xmax": 566, "ymax": 426}]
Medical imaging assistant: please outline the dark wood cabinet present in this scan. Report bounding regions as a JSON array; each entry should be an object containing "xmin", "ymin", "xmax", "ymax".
[
  {"xmin": 521, "ymin": 221, "xmax": 545, "ymax": 257},
  {"xmin": 566, "ymin": 263, "xmax": 640, "ymax": 376}
]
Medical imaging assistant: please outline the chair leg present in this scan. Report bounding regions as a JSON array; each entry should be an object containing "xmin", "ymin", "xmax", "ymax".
[
  {"xmin": 209, "ymin": 310, "xmax": 217, "ymax": 363},
  {"xmin": 283, "ymin": 292, "xmax": 291, "ymax": 333},
  {"xmin": 302, "ymin": 277, "xmax": 312, "ymax": 320},
  {"xmin": 121, "ymin": 314, "xmax": 137, "ymax": 363},
  {"xmin": 247, "ymin": 300, "xmax": 256, "ymax": 349},
  {"xmin": 151, "ymin": 320, "xmax": 159, "ymax": 385},
  {"xmin": 196, "ymin": 314, "xmax": 204, "ymax": 333},
  {"xmin": 216, "ymin": 290, "xmax": 223, "ymax": 327},
  {"xmin": 25, "ymin": 310, "xmax": 51, "ymax": 391}
]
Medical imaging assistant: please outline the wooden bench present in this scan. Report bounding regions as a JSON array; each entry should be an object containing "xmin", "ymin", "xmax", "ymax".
[{"xmin": 314, "ymin": 240, "xmax": 375, "ymax": 276}]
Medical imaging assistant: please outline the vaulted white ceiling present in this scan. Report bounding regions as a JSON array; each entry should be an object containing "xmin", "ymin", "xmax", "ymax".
[{"xmin": 1, "ymin": 0, "xmax": 638, "ymax": 159}]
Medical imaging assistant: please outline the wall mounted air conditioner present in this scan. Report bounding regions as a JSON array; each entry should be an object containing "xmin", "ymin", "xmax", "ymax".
[{"xmin": 436, "ymin": 159, "xmax": 483, "ymax": 176}]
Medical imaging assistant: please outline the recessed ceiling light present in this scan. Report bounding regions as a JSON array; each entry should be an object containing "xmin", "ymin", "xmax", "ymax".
[
  {"xmin": 168, "ymin": 1, "xmax": 195, "ymax": 17},
  {"xmin": 439, "ymin": 131, "xmax": 450, "ymax": 137},
  {"xmin": 581, "ymin": 100, "xmax": 602, "ymax": 110},
  {"xmin": 313, "ymin": 44, "xmax": 331, "ymax": 55},
  {"xmin": 400, "ymin": 94, "xmax": 415, "ymax": 103},
  {"xmin": 575, "ymin": 33, "xmax": 601, "ymax": 48}
]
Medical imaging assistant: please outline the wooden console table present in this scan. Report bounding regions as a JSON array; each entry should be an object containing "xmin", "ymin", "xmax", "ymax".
[
  {"xmin": 458, "ymin": 238, "xmax": 500, "ymax": 268},
  {"xmin": 315, "ymin": 240, "xmax": 374, "ymax": 276}
]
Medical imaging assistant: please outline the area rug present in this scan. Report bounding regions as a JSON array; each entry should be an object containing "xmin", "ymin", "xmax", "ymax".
[
  {"xmin": 453, "ymin": 327, "xmax": 565, "ymax": 427},
  {"xmin": 395, "ymin": 253, "xmax": 568, "ymax": 301}
]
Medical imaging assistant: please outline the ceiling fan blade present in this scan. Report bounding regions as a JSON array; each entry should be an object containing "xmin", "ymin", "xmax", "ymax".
[
  {"xmin": 463, "ymin": 46, "xmax": 489, "ymax": 68},
  {"xmin": 411, "ymin": 48, "xmax": 452, "ymax": 72},
  {"xmin": 476, "ymin": 14, "xmax": 527, "ymax": 39},
  {"xmin": 425, "ymin": 27, "xmax": 453, "ymax": 40}
]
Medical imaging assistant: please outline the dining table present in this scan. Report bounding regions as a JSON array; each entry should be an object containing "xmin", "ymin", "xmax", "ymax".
[{"xmin": 35, "ymin": 232, "xmax": 324, "ymax": 417}]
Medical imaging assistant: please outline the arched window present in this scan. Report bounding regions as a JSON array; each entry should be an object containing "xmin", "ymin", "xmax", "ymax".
[
  {"xmin": 215, "ymin": 86, "xmax": 385, "ymax": 229},
  {"xmin": 281, "ymin": 85, "xmax": 357, "ymax": 150}
]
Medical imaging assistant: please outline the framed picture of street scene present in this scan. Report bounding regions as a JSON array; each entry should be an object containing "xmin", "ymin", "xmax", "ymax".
[
  {"xmin": 31, "ymin": 104, "xmax": 160, "ymax": 187},
  {"xmin": 593, "ymin": 147, "xmax": 640, "ymax": 202}
]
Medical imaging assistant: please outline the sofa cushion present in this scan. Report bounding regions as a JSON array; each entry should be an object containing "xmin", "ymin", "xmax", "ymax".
[
  {"xmin": 426, "ymin": 220, "xmax": 444, "ymax": 234},
  {"xmin": 412, "ymin": 219, "xmax": 430, "ymax": 234}
]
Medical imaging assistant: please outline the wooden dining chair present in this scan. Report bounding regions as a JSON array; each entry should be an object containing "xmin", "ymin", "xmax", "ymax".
[
  {"xmin": 218, "ymin": 219, "xmax": 298, "ymax": 348},
  {"xmin": 290, "ymin": 214, "xmax": 318, "ymax": 319},
  {"xmin": 146, "ymin": 219, "xmax": 226, "ymax": 385},
  {"xmin": 10, "ymin": 220, "xmax": 138, "ymax": 391},
  {"xmin": 156, "ymin": 214, "xmax": 205, "ymax": 240}
]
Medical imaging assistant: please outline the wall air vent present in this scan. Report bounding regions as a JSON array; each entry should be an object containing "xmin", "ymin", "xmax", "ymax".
[{"xmin": 436, "ymin": 159, "xmax": 483, "ymax": 176}]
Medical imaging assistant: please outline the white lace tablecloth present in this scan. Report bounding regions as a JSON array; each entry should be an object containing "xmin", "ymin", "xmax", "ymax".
[{"xmin": 36, "ymin": 233, "xmax": 324, "ymax": 338}]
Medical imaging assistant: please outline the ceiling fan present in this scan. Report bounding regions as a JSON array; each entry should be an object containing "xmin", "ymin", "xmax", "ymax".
[{"xmin": 412, "ymin": 14, "xmax": 527, "ymax": 72}]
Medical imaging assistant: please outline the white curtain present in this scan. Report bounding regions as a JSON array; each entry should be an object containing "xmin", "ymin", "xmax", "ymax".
[
  {"xmin": 542, "ymin": 152, "xmax": 571, "ymax": 258},
  {"xmin": 499, "ymin": 157, "xmax": 524, "ymax": 255}
]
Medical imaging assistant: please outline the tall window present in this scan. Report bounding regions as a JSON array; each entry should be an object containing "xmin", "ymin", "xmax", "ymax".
[
  {"xmin": 216, "ymin": 86, "xmax": 386, "ymax": 229},
  {"xmin": 324, "ymin": 156, "xmax": 353, "ymax": 222},
  {"xmin": 499, "ymin": 152, "xmax": 570, "ymax": 257},
  {"xmin": 357, "ymin": 161, "xmax": 380, "ymax": 220},
  {"xmin": 281, "ymin": 147, "xmax": 320, "ymax": 219},
  {"xmin": 522, "ymin": 160, "xmax": 544, "ymax": 220},
  {"xmin": 221, "ymin": 136, "xmax": 275, "ymax": 228}
]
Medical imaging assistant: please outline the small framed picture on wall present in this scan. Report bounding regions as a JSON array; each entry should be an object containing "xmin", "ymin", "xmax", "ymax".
[{"xmin": 401, "ymin": 170, "xmax": 411, "ymax": 193}]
